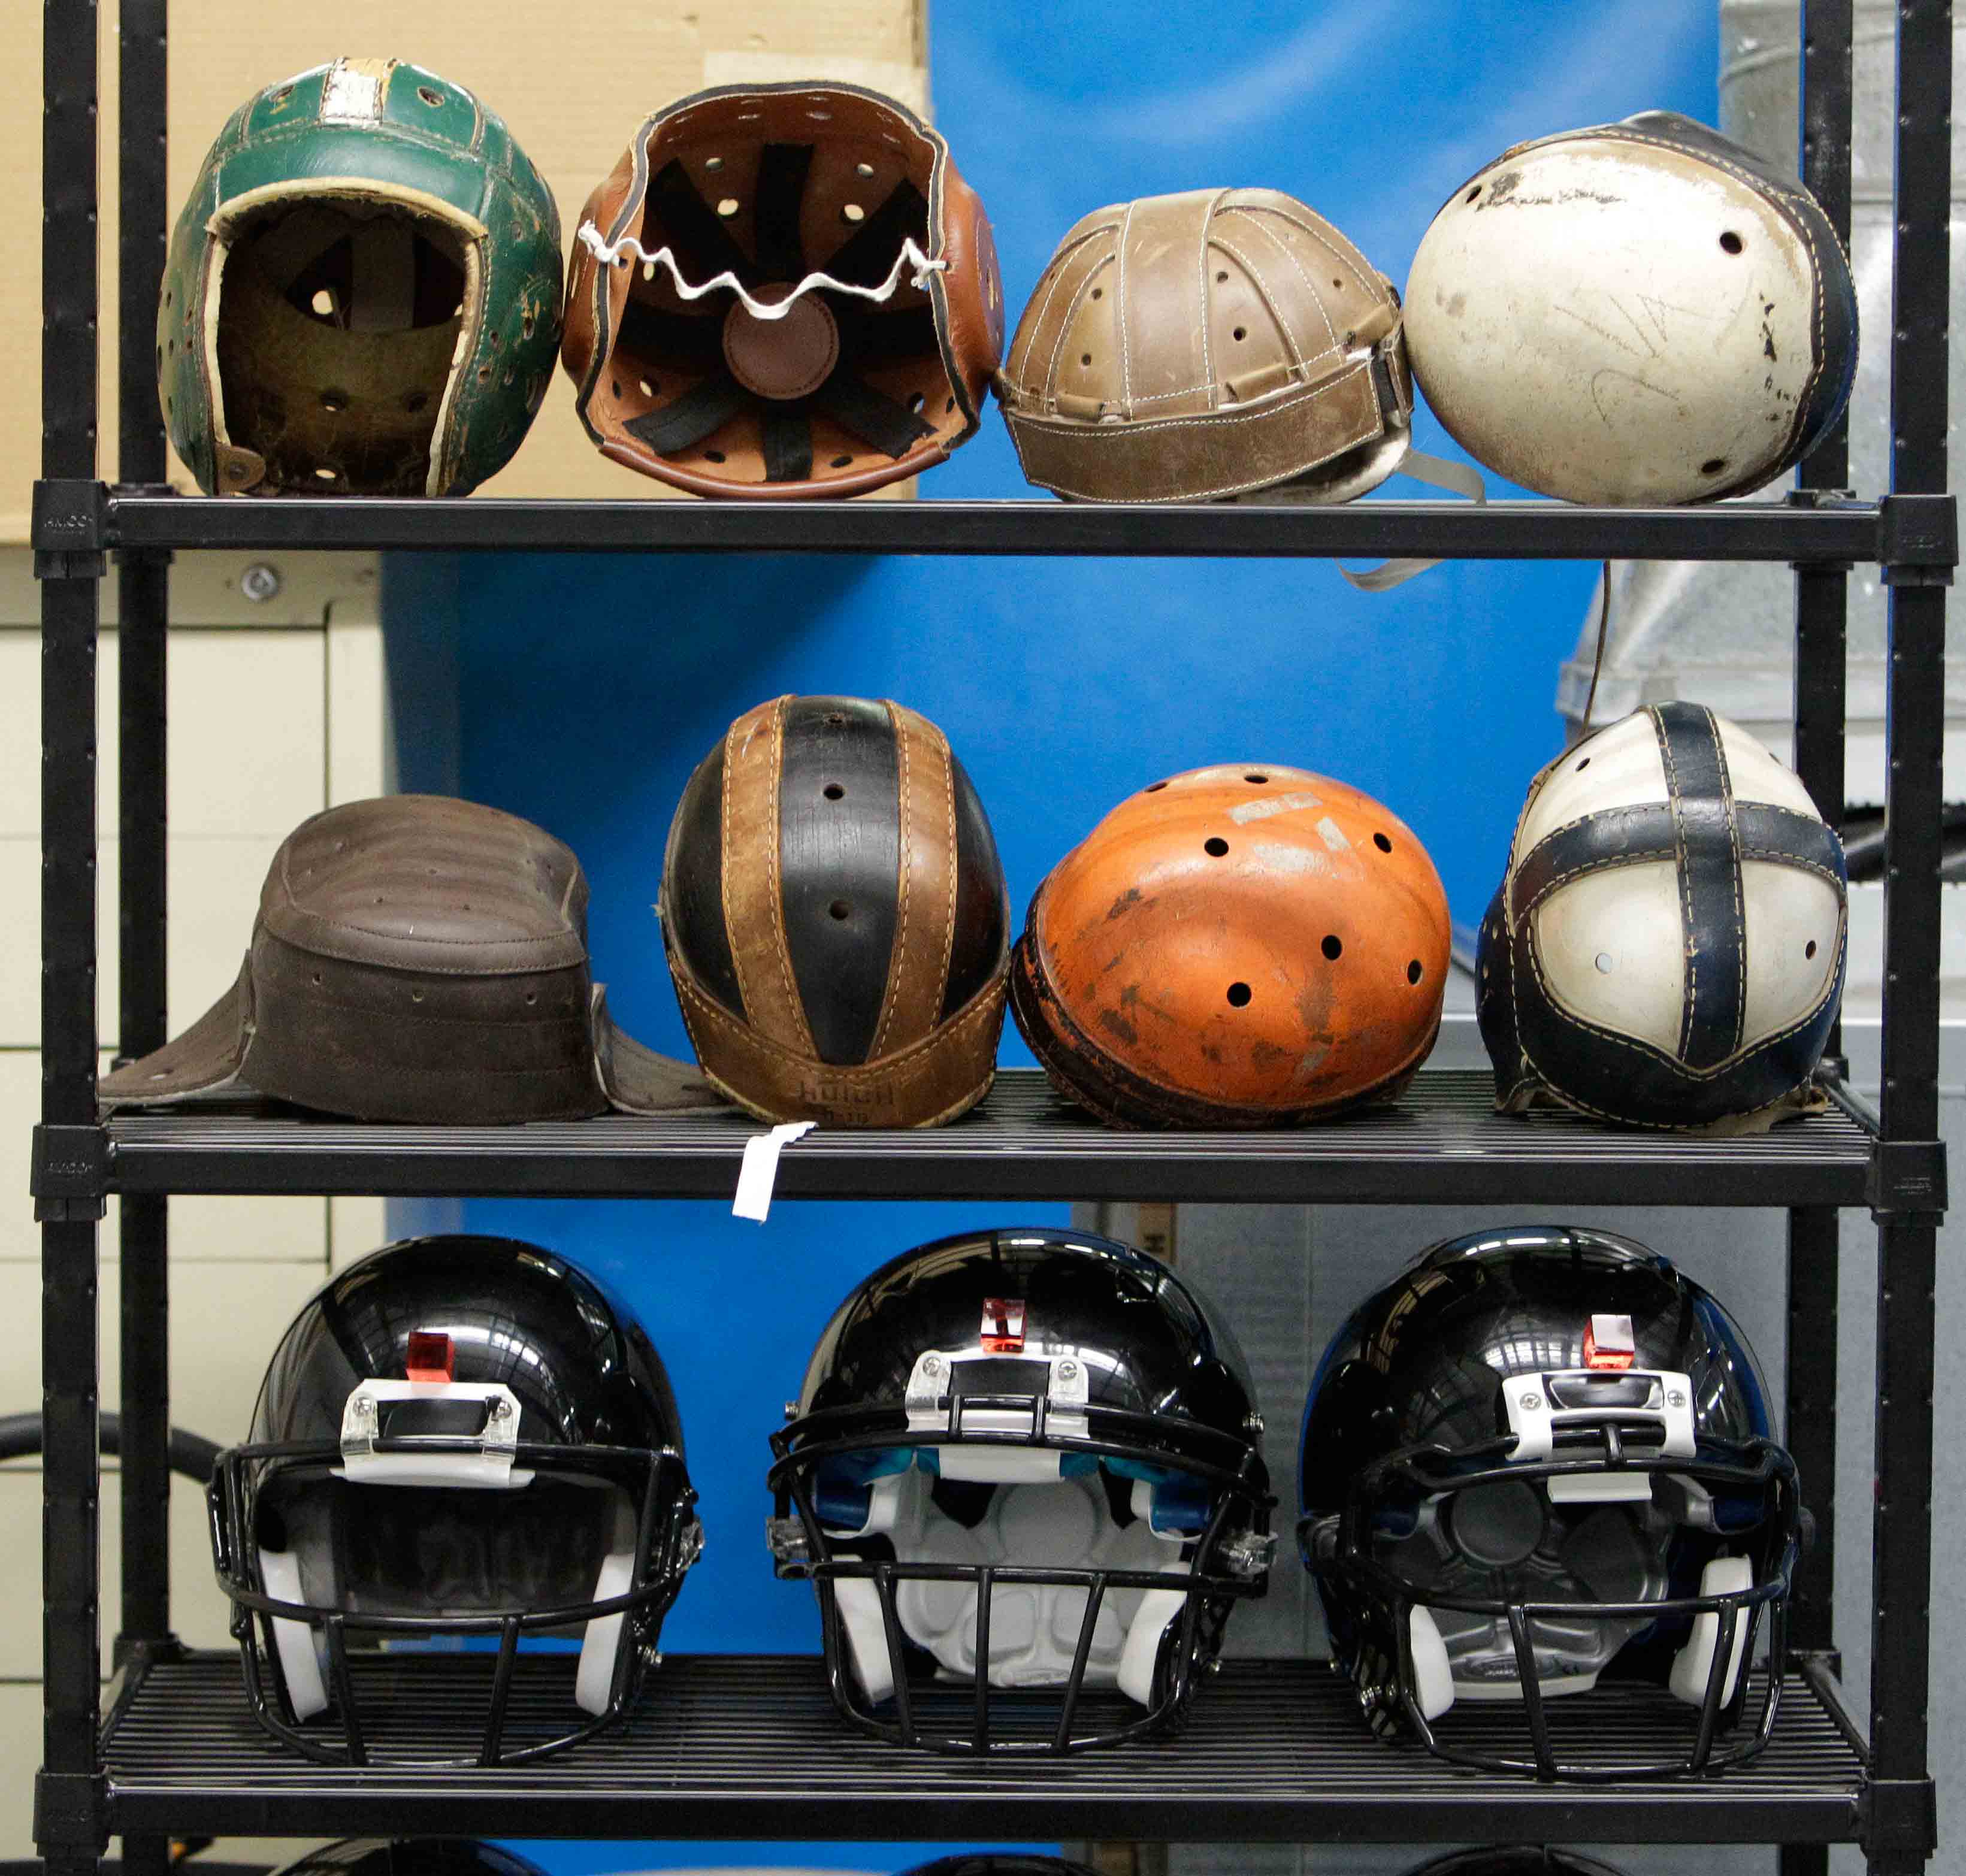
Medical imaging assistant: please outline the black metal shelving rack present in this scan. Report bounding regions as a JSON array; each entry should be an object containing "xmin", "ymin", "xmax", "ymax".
[{"xmin": 26, "ymin": 1, "xmax": 1956, "ymax": 1872}]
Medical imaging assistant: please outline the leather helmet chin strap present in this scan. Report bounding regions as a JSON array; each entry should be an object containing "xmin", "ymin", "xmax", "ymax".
[{"xmin": 1338, "ymin": 449, "xmax": 1489, "ymax": 594}]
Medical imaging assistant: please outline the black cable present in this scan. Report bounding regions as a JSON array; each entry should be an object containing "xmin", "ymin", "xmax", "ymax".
[
  {"xmin": 1580, "ymin": 558, "xmax": 1611, "ymax": 729},
  {"xmin": 0, "ymin": 1409, "xmax": 220, "ymax": 1483}
]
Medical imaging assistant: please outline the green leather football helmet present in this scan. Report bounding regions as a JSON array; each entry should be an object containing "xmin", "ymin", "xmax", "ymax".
[{"xmin": 160, "ymin": 59, "xmax": 562, "ymax": 497}]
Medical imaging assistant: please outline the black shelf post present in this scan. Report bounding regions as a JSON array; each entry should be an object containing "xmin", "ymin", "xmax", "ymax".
[
  {"xmin": 35, "ymin": 3, "xmax": 107, "ymax": 1875},
  {"xmin": 1784, "ymin": 13, "xmax": 1855, "ymax": 1876},
  {"xmin": 1867, "ymin": 1, "xmax": 1952, "ymax": 1872},
  {"xmin": 113, "ymin": 0, "xmax": 174, "ymax": 1733},
  {"xmin": 111, "ymin": 0, "xmax": 177, "ymax": 1860}
]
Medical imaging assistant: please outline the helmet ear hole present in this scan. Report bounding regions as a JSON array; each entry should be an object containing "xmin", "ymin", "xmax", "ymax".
[{"xmin": 253, "ymin": 1498, "xmax": 290, "ymax": 1552}]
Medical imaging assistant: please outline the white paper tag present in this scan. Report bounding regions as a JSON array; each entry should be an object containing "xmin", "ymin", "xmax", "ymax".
[{"xmin": 733, "ymin": 1121, "xmax": 817, "ymax": 1223}]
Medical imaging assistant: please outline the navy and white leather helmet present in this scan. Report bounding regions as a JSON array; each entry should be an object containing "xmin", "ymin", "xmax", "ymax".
[
  {"xmin": 768, "ymin": 1227, "xmax": 1274, "ymax": 1753},
  {"xmin": 1477, "ymin": 701, "xmax": 1846, "ymax": 1131},
  {"xmin": 1299, "ymin": 1227, "xmax": 1802, "ymax": 1780},
  {"xmin": 208, "ymin": 1235, "xmax": 702, "ymax": 1766}
]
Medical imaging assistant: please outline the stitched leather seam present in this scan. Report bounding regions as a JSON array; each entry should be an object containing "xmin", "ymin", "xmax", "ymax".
[
  {"xmin": 934, "ymin": 719, "xmax": 958, "ymax": 1023},
  {"xmin": 1655, "ymin": 704, "xmax": 1699, "ymax": 1056},
  {"xmin": 1501, "ymin": 746, "xmax": 1560, "ymax": 925},
  {"xmin": 720, "ymin": 706, "xmax": 758, "ymax": 1021},
  {"xmin": 265, "ymin": 933, "xmax": 582, "ymax": 963},
  {"xmin": 875, "ymin": 701, "xmax": 916, "ymax": 1058},
  {"xmin": 1520, "ymin": 849, "xmax": 1842, "ymax": 919},
  {"xmin": 675, "ymin": 959, "xmax": 1004, "ymax": 1075},
  {"xmin": 1231, "ymin": 201, "xmax": 1377, "ymax": 285},
  {"xmin": 1039, "ymin": 255, "xmax": 1114, "ymax": 407},
  {"xmin": 1206, "ymin": 233, "xmax": 1307, "ymax": 371},
  {"xmin": 1710, "ymin": 712, "xmax": 1748, "ymax": 1052},
  {"xmin": 250, "ymin": 989, "xmax": 587, "ymax": 1034},
  {"xmin": 1197, "ymin": 188, "xmax": 1229, "ymax": 404},
  {"xmin": 1011, "ymin": 365, "xmax": 1368, "ymax": 442},
  {"xmin": 1217, "ymin": 213, "xmax": 1335, "ymax": 356},
  {"xmin": 1006, "ymin": 423, "xmax": 1377, "ymax": 502},
  {"xmin": 1520, "ymin": 917, "xmax": 1841, "ymax": 1081},
  {"xmin": 758, "ymin": 698, "xmax": 810, "ymax": 1045},
  {"xmin": 1011, "ymin": 227, "xmax": 1117, "ymax": 391},
  {"xmin": 1116, "ymin": 197, "xmax": 1136, "ymax": 411},
  {"xmin": 1522, "ymin": 801, "xmax": 1834, "ymax": 855}
]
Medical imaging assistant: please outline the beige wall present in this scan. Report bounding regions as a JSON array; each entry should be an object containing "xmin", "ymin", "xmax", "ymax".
[
  {"xmin": 4, "ymin": 0, "xmax": 929, "ymax": 535},
  {"xmin": 0, "ymin": 549, "xmax": 388, "ymax": 1856}
]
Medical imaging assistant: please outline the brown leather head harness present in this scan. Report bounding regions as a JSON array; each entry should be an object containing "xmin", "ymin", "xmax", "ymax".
[
  {"xmin": 1012, "ymin": 765, "xmax": 1451, "ymax": 1128},
  {"xmin": 661, "ymin": 695, "xmax": 1009, "ymax": 1125},
  {"xmin": 99, "ymin": 795, "xmax": 714, "ymax": 1124},
  {"xmin": 562, "ymin": 83, "xmax": 1003, "ymax": 497}
]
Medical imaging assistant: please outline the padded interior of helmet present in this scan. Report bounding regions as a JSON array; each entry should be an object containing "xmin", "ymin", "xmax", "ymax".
[
  {"xmin": 824, "ymin": 1466, "xmax": 1193, "ymax": 1706},
  {"xmin": 1371, "ymin": 1481, "xmax": 1773, "ymax": 1702},
  {"xmin": 214, "ymin": 198, "xmax": 470, "ymax": 494},
  {"xmin": 813, "ymin": 1447, "xmax": 1212, "ymax": 1538},
  {"xmin": 604, "ymin": 117, "xmax": 963, "ymax": 486},
  {"xmin": 264, "ymin": 1472, "xmax": 630, "ymax": 1619}
]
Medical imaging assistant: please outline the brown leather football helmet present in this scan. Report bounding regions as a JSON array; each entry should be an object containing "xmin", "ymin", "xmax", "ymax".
[
  {"xmin": 997, "ymin": 189, "xmax": 1414, "ymax": 505},
  {"xmin": 562, "ymin": 83, "xmax": 1003, "ymax": 498},
  {"xmin": 661, "ymin": 695, "xmax": 1010, "ymax": 1126},
  {"xmin": 1012, "ymin": 765, "xmax": 1450, "ymax": 1127}
]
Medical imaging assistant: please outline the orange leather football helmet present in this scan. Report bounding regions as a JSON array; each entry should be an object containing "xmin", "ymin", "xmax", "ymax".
[{"xmin": 1012, "ymin": 765, "xmax": 1450, "ymax": 1127}]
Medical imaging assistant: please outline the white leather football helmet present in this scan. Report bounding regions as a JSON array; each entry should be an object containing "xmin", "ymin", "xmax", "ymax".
[{"xmin": 1477, "ymin": 702, "xmax": 1846, "ymax": 1131}]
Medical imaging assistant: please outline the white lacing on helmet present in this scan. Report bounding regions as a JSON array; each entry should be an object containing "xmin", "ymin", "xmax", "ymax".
[{"xmin": 575, "ymin": 222, "xmax": 946, "ymax": 320}]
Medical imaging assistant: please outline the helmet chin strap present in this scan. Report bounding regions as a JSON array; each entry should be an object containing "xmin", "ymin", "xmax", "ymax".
[{"xmin": 828, "ymin": 1461, "xmax": 1191, "ymax": 1708}]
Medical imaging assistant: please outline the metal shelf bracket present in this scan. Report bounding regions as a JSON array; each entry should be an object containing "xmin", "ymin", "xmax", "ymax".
[
  {"xmin": 1865, "ymin": 1137, "xmax": 1949, "ymax": 1225},
  {"xmin": 32, "ymin": 1770, "xmax": 108, "ymax": 1854},
  {"xmin": 1789, "ymin": 485, "xmax": 1859, "ymax": 561},
  {"xmin": 1877, "ymin": 493, "xmax": 1958, "ymax": 587},
  {"xmin": 32, "ymin": 479, "xmax": 109, "ymax": 582},
  {"xmin": 1858, "ymin": 1775, "xmax": 1940, "ymax": 1866},
  {"xmin": 32, "ymin": 1124, "xmax": 110, "ymax": 1223}
]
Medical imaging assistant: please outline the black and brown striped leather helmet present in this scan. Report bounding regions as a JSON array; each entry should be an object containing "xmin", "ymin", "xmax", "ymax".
[{"xmin": 660, "ymin": 695, "xmax": 1010, "ymax": 1126}]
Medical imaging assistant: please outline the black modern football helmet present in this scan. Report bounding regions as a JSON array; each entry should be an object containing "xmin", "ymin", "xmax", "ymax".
[
  {"xmin": 768, "ymin": 1227, "xmax": 1274, "ymax": 1753},
  {"xmin": 266, "ymin": 1846, "xmax": 548, "ymax": 1876},
  {"xmin": 1401, "ymin": 1853, "xmax": 1631, "ymax": 1876},
  {"xmin": 209, "ymin": 1236, "xmax": 701, "ymax": 1766},
  {"xmin": 1298, "ymin": 1226, "xmax": 1800, "ymax": 1780}
]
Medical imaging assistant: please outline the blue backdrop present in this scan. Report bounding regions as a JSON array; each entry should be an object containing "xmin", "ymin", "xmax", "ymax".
[{"xmin": 382, "ymin": 3, "xmax": 1720, "ymax": 1865}]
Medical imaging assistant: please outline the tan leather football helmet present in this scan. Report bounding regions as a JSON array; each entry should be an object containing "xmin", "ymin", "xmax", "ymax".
[{"xmin": 998, "ymin": 189, "xmax": 1420, "ymax": 506}]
